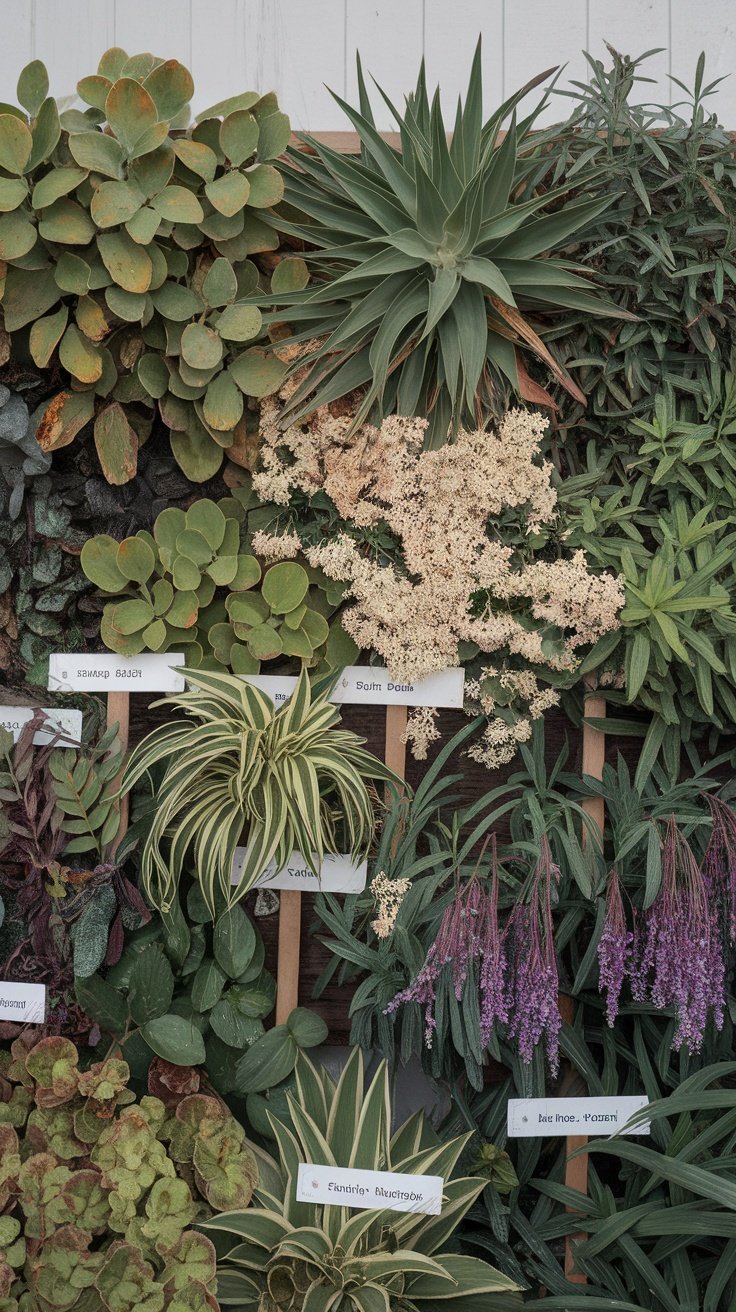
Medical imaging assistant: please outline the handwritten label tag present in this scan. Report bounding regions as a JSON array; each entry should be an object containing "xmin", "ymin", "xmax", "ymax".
[
  {"xmin": 0, "ymin": 982, "xmax": 46, "ymax": 1024},
  {"xmin": 241, "ymin": 665, "xmax": 465, "ymax": 708},
  {"xmin": 296, "ymin": 1162, "xmax": 443, "ymax": 1214},
  {"xmin": 232, "ymin": 849, "xmax": 367, "ymax": 893},
  {"xmin": 48, "ymin": 653, "xmax": 186, "ymax": 693},
  {"xmin": 507, "ymin": 1096, "xmax": 650, "ymax": 1138},
  {"xmin": 0, "ymin": 706, "xmax": 83, "ymax": 746}
]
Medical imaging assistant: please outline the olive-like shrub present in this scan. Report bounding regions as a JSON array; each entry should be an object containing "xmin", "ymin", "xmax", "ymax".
[{"xmin": 0, "ymin": 1032, "xmax": 259, "ymax": 1312}]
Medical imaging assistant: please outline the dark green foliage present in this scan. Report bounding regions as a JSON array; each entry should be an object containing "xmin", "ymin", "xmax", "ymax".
[{"xmin": 545, "ymin": 48, "xmax": 736, "ymax": 427}]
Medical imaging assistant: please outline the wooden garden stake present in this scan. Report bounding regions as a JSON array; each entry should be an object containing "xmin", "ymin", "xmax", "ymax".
[
  {"xmin": 384, "ymin": 704, "xmax": 408, "ymax": 780},
  {"xmin": 563, "ymin": 688, "xmax": 607, "ymax": 1282},
  {"xmin": 106, "ymin": 690, "xmax": 130, "ymax": 856},
  {"xmin": 275, "ymin": 890, "xmax": 303, "ymax": 1023}
]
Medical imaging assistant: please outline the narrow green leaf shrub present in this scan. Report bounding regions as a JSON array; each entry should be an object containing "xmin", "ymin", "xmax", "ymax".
[{"xmin": 545, "ymin": 48, "xmax": 736, "ymax": 429}]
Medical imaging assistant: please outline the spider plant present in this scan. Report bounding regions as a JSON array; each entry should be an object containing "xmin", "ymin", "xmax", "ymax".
[
  {"xmin": 259, "ymin": 41, "xmax": 626, "ymax": 444},
  {"xmin": 120, "ymin": 667, "xmax": 400, "ymax": 916}
]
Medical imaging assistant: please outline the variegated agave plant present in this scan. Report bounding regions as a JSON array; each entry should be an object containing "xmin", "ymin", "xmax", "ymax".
[
  {"xmin": 202, "ymin": 1047, "xmax": 522, "ymax": 1312},
  {"xmin": 121, "ymin": 666, "xmax": 398, "ymax": 916},
  {"xmin": 259, "ymin": 41, "xmax": 626, "ymax": 445}
]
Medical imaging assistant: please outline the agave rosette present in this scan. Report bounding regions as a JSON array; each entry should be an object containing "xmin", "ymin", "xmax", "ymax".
[
  {"xmin": 259, "ymin": 42, "xmax": 626, "ymax": 444},
  {"xmin": 203, "ymin": 1047, "xmax": 521, "ymax": 1311}
]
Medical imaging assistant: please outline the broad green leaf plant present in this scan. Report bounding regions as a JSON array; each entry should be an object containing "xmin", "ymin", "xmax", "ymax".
[
  {"xmin": 203, "ymin": 1047, "xmax": 522, "ymax": 1312},
  {"xmin": 258, "ymin": 42, "xmax": 625, "ymax": 444},
  {"xmin": 121, "ymin": 666, "xmax": 399, "ymax": 917},
  {"xmin": 0, "ymin": 48, "xmax": 290, "ymax": 483}
]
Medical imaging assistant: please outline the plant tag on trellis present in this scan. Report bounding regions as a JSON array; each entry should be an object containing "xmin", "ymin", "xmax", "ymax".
[
  {"xmin": 0, "ymin": 982, "xmax": 46, "ymax": 1024},
  {"xmin": 232, "ymin": 848, "xmax": 367, "ymax": 893},
  {"xmin": 507, "ymin": 1096, "xmax": 650, "ymax": 1138},
  {"xmin": 239, "ymin": 665, "xmax": 465, "ymax": 708},
  {"xmin": 0, "ymin": 706, "xmax": 83, "ymax": 746},
  {"xmin": 296, "ymin": 1162, "xmax": 443, "ymax": 1214},
  {"xmin": 48, "ymin": 653, "xmax": 186, "ymax": 693}
]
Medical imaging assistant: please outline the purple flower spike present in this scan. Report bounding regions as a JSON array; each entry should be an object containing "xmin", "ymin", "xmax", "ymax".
[
  {"xmin": 598, "ymin": 868, "xmax": 633, "ymax": 1027},
  {"xmin": 632, "ymin": 816, "xmax": 725, "ymax": 1054},
  {"xmin": 505, "ymin": 836, "xmax": 562, "ymax": 1077}
]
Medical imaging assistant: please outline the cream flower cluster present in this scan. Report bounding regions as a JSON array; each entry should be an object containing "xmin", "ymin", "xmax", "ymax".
[
  {"xmin": 251, "ymin": 404, "xmax": 624, "ymax": 766},
  {"xmin": 370, "ymin": 871, "xmax": 412, "ymax": 939}
]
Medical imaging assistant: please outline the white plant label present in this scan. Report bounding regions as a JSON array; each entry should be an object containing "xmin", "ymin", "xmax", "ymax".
[
  {"xmin": 48, "ymin": 652, "xmax": 186, "ymax": 693},
  {"xmin": 507, "ymin": 1096, "xmax": 650, "ymax": 1138},
  {"xmin": 296, "ymin": 1162, "xmax": 444, "ymax": 1215},
  {"xmin": 0, "ymin": 706, "xmax": 83, "ymax": 746},
  {"xmin": 241, "ymin": 665, "xmax": 465, "ymax": 708},
  {"xmin": 232, "ymin": 848, "xmax": 367, "ymax": 893},
  {"xmin": 0, "ymin": 982, "xmax": 46, "ymax": 1024}
]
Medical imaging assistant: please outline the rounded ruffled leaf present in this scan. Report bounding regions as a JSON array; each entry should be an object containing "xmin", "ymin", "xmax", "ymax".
[
  {"xmin": 105, "ymin": 76, "xmax": 159, "ymax": 153},
  {"xmin": 229, "ymin": 346, "xmax": 285, "ymax": 397},
  {"xmin": 116, "ymin": 534, "xmax": 156, "ymax": 583}
]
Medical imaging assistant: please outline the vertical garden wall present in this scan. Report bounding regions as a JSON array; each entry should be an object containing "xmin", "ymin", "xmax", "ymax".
[{"xmin": 1, "ymin": 38, "xmax": 736, "ymax": 1312}]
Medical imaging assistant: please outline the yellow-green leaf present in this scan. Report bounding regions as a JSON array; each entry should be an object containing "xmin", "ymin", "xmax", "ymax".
[
  {"xmin": 0, "ymin": 114, "xmax": 33, "ymax": 175},
  {"xmin": 59, "ymin": 324, "xmax": 103, "ymax": 383}
]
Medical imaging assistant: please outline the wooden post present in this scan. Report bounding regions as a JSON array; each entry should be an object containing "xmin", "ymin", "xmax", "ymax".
[
  {"xmin": 384, "ymin": 704, "xmax": 408, "ymax": 780},
  {"xmin": 275, "ymin": 890, "xmax": 302, "ymax": 1023},
  {"xmin": 106, "ymin": 691, "xmax": 130, "ymax": 856},
  {"xmin": 563, "ymin": 689, "xmax": 606, "ymax": 1282}
]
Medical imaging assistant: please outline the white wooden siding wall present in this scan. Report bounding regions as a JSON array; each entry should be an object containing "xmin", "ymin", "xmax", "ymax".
[{"xmin": 1, "ymin": 0, "xmax": 735, "ymax": 128}]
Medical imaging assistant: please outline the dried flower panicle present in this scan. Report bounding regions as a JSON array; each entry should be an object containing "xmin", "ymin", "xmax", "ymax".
[
  {"xmin": 401, "ymin": 707, "xmax": 440, "ymax": 762},
  {"xmin": 600, "ymin": 818, "xmax": 727, "ymax": 1054},
  {"xmin": 597, "ymin": 868, "xmax": 633, "ymax": 1027},
  {"xmin": 370, "ymin": 871, "xmax": 411, "ymax": 939},
  {"xmin": 505, "ymin": 838, "xmax": 562, "ymax": 1076},
  {"xmin": 385, "ymin": 840, "xmax": 561, "ymax": 1073},
  {"xmin": 703, "ymin": 794, "xmax": 736, "ymax": 942}
]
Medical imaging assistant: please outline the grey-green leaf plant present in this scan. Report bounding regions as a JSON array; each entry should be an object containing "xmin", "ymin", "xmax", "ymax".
[{"xmin": 258, "ymin": 40, "xmax": 627, "ymax": 445}]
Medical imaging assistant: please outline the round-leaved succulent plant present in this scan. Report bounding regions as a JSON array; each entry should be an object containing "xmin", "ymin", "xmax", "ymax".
[{"xmin": 0, "ymin": 1032, "xmax": 259, "ymax": 1312}]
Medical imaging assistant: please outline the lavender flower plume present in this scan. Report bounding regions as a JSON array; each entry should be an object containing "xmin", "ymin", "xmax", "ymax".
[
  {"xmin": 598, "ymin": 868, "xmax": 633, "ymax": 1026},
  {"xmin": 384, "ymin": 874, "xmax": 485, "ymax": 1047},
  {"xmin": 505, "ymin": 836, "xmax": 562, "ymax": 1077},
  {"xmin": 478, "ymin": 848, "xmax": 509, "ymax": 1046},
  {"xmin": 631, "ymin": 817, "xmax": 725, "ymax": 1054}
]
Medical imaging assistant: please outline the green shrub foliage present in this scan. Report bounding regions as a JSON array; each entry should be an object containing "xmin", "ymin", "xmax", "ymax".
[{"xmin": 0, "ymin": 49, "xmax": 289, "ymax": 484}]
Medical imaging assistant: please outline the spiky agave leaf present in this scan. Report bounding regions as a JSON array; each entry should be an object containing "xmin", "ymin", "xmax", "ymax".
[
  {"xmin": 120, "ymin": 666, "xmax": 400, "ymax": 916},
  {"xmin": 256, "ymin": 39, "xmax": 628, "ymax": 445}
]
